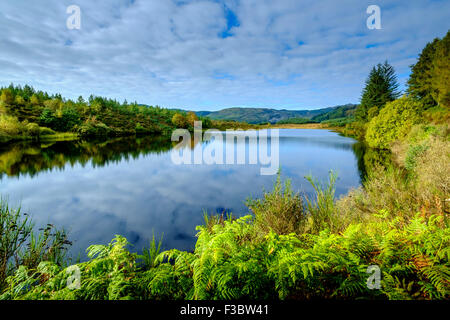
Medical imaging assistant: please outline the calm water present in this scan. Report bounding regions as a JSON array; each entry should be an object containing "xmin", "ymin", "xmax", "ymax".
[{"xmin": 0, "ymin": 129, "xmax": 364, "ymax": 259}]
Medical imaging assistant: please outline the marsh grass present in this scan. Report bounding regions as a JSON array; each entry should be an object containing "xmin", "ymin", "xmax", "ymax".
[
  {"xmin": 246, "ymin": 175, "xmax": 306, "ymax": 236},
  {"xmin": 304, "ymin": 171, "xmax": 339, "ymax": 233}
]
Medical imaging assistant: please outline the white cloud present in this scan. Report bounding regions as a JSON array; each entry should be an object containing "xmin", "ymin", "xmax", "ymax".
[{"xmin": 0, "ymin": 0, "xmax": 448, "ymax": 110}]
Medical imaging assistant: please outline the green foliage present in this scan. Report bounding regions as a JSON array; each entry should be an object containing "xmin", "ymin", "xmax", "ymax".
[
  {"xmin": 0, "ymin": 199, "xmax": 70, "ymax": 289},
  {"xmin": 408, "ymin": 30, "xmax": 450, "ymax": 110},
  {"xmin": 0, "ymin": 84, "xmax": 199, "ymax": 141},
  {"xmin": 39, "ymin": 108, "xmax": 57, "ymax": 129},
  {"xmin": 431, "ymin": 31, "xmax": 450, "ymax": 108},
  {"xmin": 304, "ymin": 172, "xmax": 340, "ymax": 233},
  {"xmin": 312, "ymin": 104, "xmax": 357, "ymax": 123},
  {"xmin": 171, "ymin": 113, "xmax": 187, "ymax": 128},
  {"xmin": 2, "ymin": 211, "xmax": 447, "ymax": 300},
  {"xmin": 405, "ymin": 144, "xmax": 429, "ymax": 171},
  {"xmin": 135, "ymin": 122, "xmax": 145, "ymax": 134},
  {"xmin": 39, "ymin": 127, "xmax": 56, "ymax": 136},
  {"xmin": 366, "ymin": 97, "xmax": 422, "ymax": 149},
  {"xmin": 25, "ymin": 123, "xmax": 40, "ymax": 137},
  {"xmin": 320, "ymin": 117, "xmax": 354, "ymax": 127},
  {"xmin": 356, "ymin": 61, "xmax": 401, "ymax": 122},
  {"xmin": 0, "ymin": 89, "xmax": 14, "ymax": 105},
  {"xmin": 199, "ymin": 105, "xmax": 355, "ymax": 125},
  {"xmin": 246, "ymin": 174, "xmax": 306, "ymax": 236},
  {"xmin": 407, "ymin": 39, "xmax": 440, "ymax": 108},
  {"xmin": 76, "ymin": 117, "xmax": 111, "ymax": 137},
  {"xmin": 139, "ymin": 234, "xmax": 164, "ymax": 270},
  {"xmin": 0, "ymin": 114, "xmax": 25, "ymax": 136}
]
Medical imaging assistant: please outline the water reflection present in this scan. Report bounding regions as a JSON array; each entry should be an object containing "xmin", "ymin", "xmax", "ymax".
[
  {"xmin": 0, "ymin": 129, "xmax": 389, "ymax": 259},
  {"xmin": 0, "ymin": 136, "xmax": 173, "ymax": 179}
]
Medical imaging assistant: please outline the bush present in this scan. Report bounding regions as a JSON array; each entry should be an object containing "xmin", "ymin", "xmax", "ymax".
[
  {"xmin": 0, "ymin": 114, "xmax": 24, "ymax": 136},
  {"xmin": 59, "ymin": 107, "xmax": 81, "ymax": 131},
  {"xmin": 39, "ymin": 108, "xmax": 57, "ymax": 129},
  {"xmin": 25, "ymin": 123, "xmax": 40, "ymax": 137},
  {"xmin": 0, "ymin": 89, "xmax": 14, "ymax": 105},
  {"xmin": 135, "ymin": 122, "xmax": 145, "ymax": 134},
  {"xmin": 39, "ymin": 127, "xmax": 56, "ymax": 136},
  {"xmin": 172, "ymin": 113, "xmax": 187, "ymax": 128},
  {"xmin": 0, "ymin": 200, "xmax": 70, "ymax": 289},
  {"xmin": 366, "ymin": 97, "xmax": 422, "ymax": 149},
  {"xmin": 76, "ymin": 118, "xmax": 111, "ymax": 137},
  {"xmin": 246, "ymin": 175, "xmax": 306, "ymax": 236},
  {"xmin": 304, "ymin": 172, "xmax": 340, "ymax": 233}
]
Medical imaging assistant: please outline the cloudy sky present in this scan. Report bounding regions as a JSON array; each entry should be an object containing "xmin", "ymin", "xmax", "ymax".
[{"xmin": 0, "ymin": 0, "xmax": 449, "ymax": 110}]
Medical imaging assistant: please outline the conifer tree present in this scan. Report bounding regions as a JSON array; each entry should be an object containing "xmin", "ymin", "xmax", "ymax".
[
  {"xmin": 431, "ymin": 31, "xmax": 450, "ymax": 108},
  {"xmin": 407, "ymin": 38, "xmax": 440, "ymax": 108},
  {"xmin": 356, "ymin": 61, "xmax": 400, "ymax": 122}
]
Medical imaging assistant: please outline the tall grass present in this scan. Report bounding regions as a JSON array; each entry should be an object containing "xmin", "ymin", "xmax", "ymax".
[
  {"xmin": 0, "ymin": 199, "xmax": 70, "ymax": 288},
  {"xmin": 246, "ymin": 175, "xmax": 306, "ymax": 236},
  {"xmin": 304, "ymin": 171, "xmax": 339, "ymax": 233}
]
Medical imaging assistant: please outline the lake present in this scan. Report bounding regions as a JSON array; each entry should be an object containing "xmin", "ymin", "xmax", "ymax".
[{"xmin": 0, "ymin": 129, "xmax": 365, "ymax": 259}]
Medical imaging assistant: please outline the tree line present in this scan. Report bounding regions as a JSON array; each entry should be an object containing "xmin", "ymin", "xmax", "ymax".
[
  {"xmin": 0, "ymin": 85, "xmax": 220, "ymax": 142},
  {"xmin": 345, "ymin": 30, "xmax": 449, "ymax": 148}
]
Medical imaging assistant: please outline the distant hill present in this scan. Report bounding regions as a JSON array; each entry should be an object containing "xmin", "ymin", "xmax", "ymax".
[
  {"xmin": 311, "ymin": 104, "xmax": 357, "ymax": 122},
  {"xmin": 196, "ymin": 104, "xmax": 357, "ymax": 124}
]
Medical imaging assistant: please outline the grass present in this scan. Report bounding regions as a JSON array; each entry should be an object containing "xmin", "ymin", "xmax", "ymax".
[{"xmin": 0, "ymin": 200, "xmax": 71, "ymax": 289}]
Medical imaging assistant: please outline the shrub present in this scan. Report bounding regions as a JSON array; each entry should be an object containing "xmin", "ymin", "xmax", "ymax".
[
  {"xmin": 246, "ymin": 174, "xmax": 306, "ymax": 236},
  {"xmin": 39, "ymin": 108, "xmax": 57, "ymax": 129},
  {"xmin": 405, "ymin": 144, "xmax": 429, "ymax": 171},
  {"xmin": 0, "ymin": 114, "xmax": 24, "ymax": 136},
  {"xmin": 76, "ymin": 117, "xmax": 111, "ymax": 137},
  {"xmin": 414, "ymin": 137, "xmax": 450, "ymax": 204},
  {"xmin": 0, "ymin": 199, "xmax": 70, "ymax": 289},
  {"xmin": 2, "ymin": 212, "xmax": 448, "ymax": 300},
  {"xmin": 0, "ymin": 89, "xmax": 14, "ymax": 105},
  {"xmin": 366, "ymin": 97, "xmax": 422, "ymax": 149},
  {"xmin": 59, "ymin": 107, "xmax": 81, "ymax": 131},
  {"xmin": 135, "ymin": 122, "xmax": 145, "ymax": 134},
  {"xmin": 39, "ymin": 127, "xmax": 56, "ymax": 136},
  {"xmin": 172, "ymin": 113, "xmax": 187, "ymax": 128},
  {"xmin": 304, "ymin": 172, "xmax": 340, "ymax": 233},
  {"xmin": 25, "ymin": 123, "xmax": 40, "ymax": 137}
]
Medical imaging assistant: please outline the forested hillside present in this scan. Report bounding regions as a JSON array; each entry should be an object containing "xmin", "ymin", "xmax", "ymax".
[
  {"xmin": 196, "ymin": 105, "xmax": 357, "ymax": 124},
  {"xmin": 0, "ymin": 86, "xmax": 234, "ymax": 143}
]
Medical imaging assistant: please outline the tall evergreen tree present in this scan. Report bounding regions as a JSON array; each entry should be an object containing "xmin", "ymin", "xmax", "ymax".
[
  {"xmin": 431, "ymin": 31, "xmax": 450, "ymax": 108},
  {"xmin": 356, "ymin": 61, "xmax": 401, "ymax": 122},
  {"xmin": 407, "ymin": 38, "xmax": 440, "ymax": 109}
]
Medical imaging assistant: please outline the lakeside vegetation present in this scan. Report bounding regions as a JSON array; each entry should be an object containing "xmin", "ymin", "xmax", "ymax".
[
  {"xmin": 0, "ymin": 85, "xmax": 260, "ymax": 144},
  {"xmin": 0, "ymin": 31, "xmax": 449, "ymax": 300}
]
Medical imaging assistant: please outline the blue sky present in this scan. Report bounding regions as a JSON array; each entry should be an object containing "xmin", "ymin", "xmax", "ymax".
[{"xmin": 0, "ymin": 0, "xmax": 449, "ymax": 111}]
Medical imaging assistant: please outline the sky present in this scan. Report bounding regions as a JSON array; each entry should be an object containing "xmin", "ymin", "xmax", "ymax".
[{"xmin": 0, "ymin": 0, "xmax": 449, "ymax": 111}]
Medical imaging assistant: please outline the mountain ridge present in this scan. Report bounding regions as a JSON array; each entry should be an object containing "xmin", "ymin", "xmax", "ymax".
[{"xmin": 195, "ymin": 104, "xmax": 357, "ymax": 124}]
